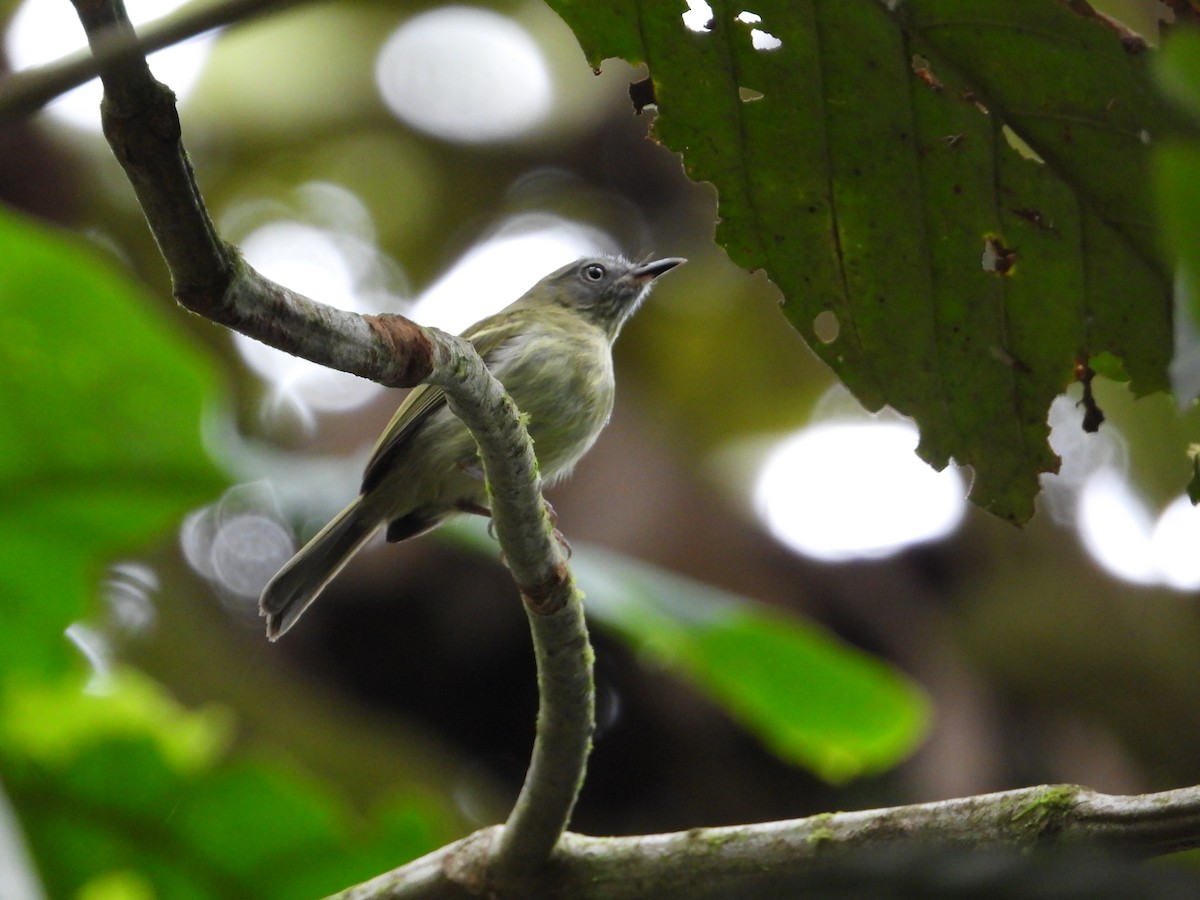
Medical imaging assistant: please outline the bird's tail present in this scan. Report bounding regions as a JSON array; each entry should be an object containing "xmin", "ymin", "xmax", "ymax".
[{"xmin": 260, "ymin": 496, "xmax": 376, "ymax": 641}]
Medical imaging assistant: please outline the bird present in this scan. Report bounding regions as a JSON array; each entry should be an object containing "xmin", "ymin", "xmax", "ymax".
[{"xmin": 259, "ymin": 255, "xmax": 685, "ymax": 639}]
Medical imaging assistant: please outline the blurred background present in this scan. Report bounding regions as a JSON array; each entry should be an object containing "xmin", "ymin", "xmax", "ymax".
[{"xmin": 4, "ymin": 0, "xmax": 1200, "ymax": 891}]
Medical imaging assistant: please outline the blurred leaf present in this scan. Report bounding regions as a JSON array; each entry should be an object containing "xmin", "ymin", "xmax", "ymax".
[
  {"xmin": 1155, "ymin": 29, "xmax": 1200, "ymax": 405},
  {"xmin": 575, "ymin": 546, "xmax": 931, "ymax": 783},
  {"xmin": 1155, "ymin": 141, "xmax": 1200, "ymax": 301},
  {"xmin": 3, "ymin": 667, "xmax": 232, "ymax": 772},
  {"xmin": 549, "ymin": 0, "xmax": 1183, "ymax": 523},
  {"xmin": 445, "ymin": 523, "xmax": 929, "ymax": 782},
  {"xmin": 174, "ymin": 763, "xmax": 345, "ymax": 880},
  {"xmin": 2, "ymin": 672, "xmax": 452, "ymax": 899},
  {"xmin": 0, "ymin": 207, "xmax": 443, "ymax": 899},
  {"xmin": 1157, "ymin": 26, "xmax": 1200, "ymax": 121},
  {"xmin": 77, "ymin": 870, "xmax": 157, "ymax": 900},
  {"xmin": 0, "ymin": 205, "xmax": 225, "ymax": 681}
]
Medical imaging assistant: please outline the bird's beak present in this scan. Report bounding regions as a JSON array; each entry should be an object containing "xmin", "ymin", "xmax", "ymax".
[{"xmin": 631, "ymin": 257, "xmax": 687, "ymax": 282}]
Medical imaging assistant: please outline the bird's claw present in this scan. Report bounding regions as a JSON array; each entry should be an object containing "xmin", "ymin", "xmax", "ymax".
[{"xmin": 553, "ymin": 528, "xmax": 573, "ymax": 559}]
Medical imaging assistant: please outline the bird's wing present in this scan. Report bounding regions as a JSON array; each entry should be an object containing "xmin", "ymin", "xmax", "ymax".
[{"xmin": 359, "ymin": 312, "xmax": 516, "ymax": 494}]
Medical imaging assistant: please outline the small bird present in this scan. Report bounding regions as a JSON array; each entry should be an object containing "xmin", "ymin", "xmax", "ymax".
[{"xmin": 260, "ymin": 255, "xmax": 685, "ymax": 639}]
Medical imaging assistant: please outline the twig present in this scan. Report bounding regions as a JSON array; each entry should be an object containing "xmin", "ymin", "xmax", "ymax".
[
  {"xmin": 332, "ymin": 784, "xmax": 1200, "ymax": 898},
  {"xmin": 0, "ymin": 0, "xmax": 299, "ymax": 123},
  {"xmin": 68, "ymin": 0, "xmax": 595, "ymax": 889}
]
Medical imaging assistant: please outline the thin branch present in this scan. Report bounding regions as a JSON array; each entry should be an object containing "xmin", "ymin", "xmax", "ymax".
[
  {"xmin": 332, "ymin": 785, "xmax": 1200, "ymax": 899},
  {"xmin": 68, "ymin": 0, "xmax": 594, "ymax": 888},
  {"xmin": 493, "ymin": 597, "xmax": 594, "ymax": 878},
  {"xmin": 0, "ymin": 0, "xmax": 300, "ymax": 123}
]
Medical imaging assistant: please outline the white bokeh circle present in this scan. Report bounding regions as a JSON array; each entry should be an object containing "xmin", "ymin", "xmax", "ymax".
[{"xmin": 375, "ymin": 6, "xmax": 553, "ymax": 143}]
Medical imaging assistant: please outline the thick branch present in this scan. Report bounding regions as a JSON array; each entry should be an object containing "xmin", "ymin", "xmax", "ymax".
[
  {"xmin": 73, "ymin": 0, "xmax": 233, "ymax": 303},
  {"xmin": 70, "ymin": 0, "xmax": 593, "ymax": 886},
  {"xmin": 333, "ymin": 784, "xmax": 1200, "ymax": 899}
]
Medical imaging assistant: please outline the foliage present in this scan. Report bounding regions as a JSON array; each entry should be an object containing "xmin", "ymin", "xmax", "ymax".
[
  {"xmin": 574, "ymin": 544, "xmax": 929, "ymax": 783},
  {"xmin": 0, "ymin": 208, "xmax": 451, "ymax": 897},
  {"xmin": 1156, "ymin": 27, "xmax": 1200, "ymax": 358},
  {"xmin": 0, "ymin": 206, "xmax": 224, "ymax": 680},
  {"xmin": 3, "ymin": 0, "xmax": 1198, "ymax": 895},
  {"xmin": 549, "ymin": 0, "xmax": 1184, "ymax": 523},
  {"xmin": 0, "ymin": 188, "xmax": 925, "ymax": 893},
  {"xmin": 450, "ymin": 525, "xmax": 931, "ymax": 783}
]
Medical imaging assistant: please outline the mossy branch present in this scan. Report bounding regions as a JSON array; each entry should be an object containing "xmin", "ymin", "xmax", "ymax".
[{"xmin": 333, "ymin": 784, "xmax": 1200, "ymax": 898}]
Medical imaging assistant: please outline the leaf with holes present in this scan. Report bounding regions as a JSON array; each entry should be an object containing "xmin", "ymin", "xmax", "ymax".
[{"xmin": 549, "ymin": 0, "xmax": 1185, "ymax": 523}]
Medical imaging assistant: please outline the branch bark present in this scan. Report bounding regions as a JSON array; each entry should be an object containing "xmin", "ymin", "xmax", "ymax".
[
  {"xmin": 67, "ymin": 0, "xmax": 593, "ymax": 891},
  {"xmin": 333, "ymin": 784, "xmax": 1200, "ymax": 899}
]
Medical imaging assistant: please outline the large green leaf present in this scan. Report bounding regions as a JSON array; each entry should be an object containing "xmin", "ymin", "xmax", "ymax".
[
  {"xmin": 0, "ymin": 204, "xmax": 225, "ymax": 679},
  {"xmin": 446, "ymin": 523, "xmax": 930, "ymax": 782},
  {"xmin": 549, "ymin": 0, "xmax": 1181, "ymax": 522},
  {"xmin": 573, "ymin": 545, "xmax": 930, "ymax": 784}
]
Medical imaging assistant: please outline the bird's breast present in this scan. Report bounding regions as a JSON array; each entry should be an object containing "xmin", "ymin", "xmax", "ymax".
[{"xmin": 491, "ymin": 325, "xmax": 616, "ymax": 482}]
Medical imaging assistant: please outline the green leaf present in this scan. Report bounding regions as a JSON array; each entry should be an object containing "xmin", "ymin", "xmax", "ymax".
[
  {"xmin": 2, "ymin": 667, "xmax": 232, "ymax": 772},
  {"xmin": 173, "ymin": 764, "xmax": 345, "ymax": 879},
  {"xmin": 1156, "ymin": 27, "xmax": 1200, "ymax": 121},
  {"xmin": 1155, "ymin": 141, "xmax": 1200, "ymax": 298},
  {"xmin": 2, "ymin": 672, "xmax": 452, "ymax": 899},
  {"xmin": 574, "ymin": 546, "xmax": 931, "ymax": 783},
  {"xmin": 445, "ymin": 522, "xmax": 930, "ymax": 782},
  {"xmin": 1155, "ymin": 28, "xmax": 1200, "ymax": 353},
  {"xmin": 77, "ymin": 870, "xmax": 158, "ymax": 900},
  {"xmin": 0, "ymin": 205, "xmax": 226, "ymax": 680},
  {"xmin": 549, "ymin": 0, "xmax": 1181, "ymax": 523}
]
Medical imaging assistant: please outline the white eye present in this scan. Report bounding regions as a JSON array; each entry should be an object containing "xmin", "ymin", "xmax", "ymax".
[{"xmin": 583, "ymin": 263, "xmax": 606, "ymax": 282}]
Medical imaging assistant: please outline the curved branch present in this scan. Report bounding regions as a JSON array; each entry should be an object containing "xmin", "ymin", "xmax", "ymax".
[
  {"xmin": 494, "ymin": 596, "xmax": 594, "ymax": 878},
  {"xmin": 430, "ymin": 353, "xmax": 595, "ymax": 879},
  {"xmin": 332, "ymin": 784, "xmax": 1200, "ymax": 899},
  {"xmin": 68, "ymin": 0, "xmax": 594, "ymax": 887}
]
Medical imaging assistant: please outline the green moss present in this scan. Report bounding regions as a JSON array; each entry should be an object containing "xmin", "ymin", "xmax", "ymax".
[
  {"xmin": 1010, "ymin": 785, "xmax": 1082, "ymax": 838},
  {"xmin": 805, "ymin": 813, "xmax": 837, "ymax": 848},
  {"xmin": 679, "ymin": 828, "xmax": 739, "ymax": 855},
  {"xmin": 807, "ymin": 826, "xmax": 836, "ymax": 847}
]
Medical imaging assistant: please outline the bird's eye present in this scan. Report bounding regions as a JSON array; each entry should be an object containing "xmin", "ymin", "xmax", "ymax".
[{"xmin": 583, "ymin": 263, "xmax": 606, "ymax": 282}]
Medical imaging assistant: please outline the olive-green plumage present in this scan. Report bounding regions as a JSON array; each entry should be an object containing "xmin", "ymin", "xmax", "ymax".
[{"xmin": 260, "ymin": 255, "xmax": 684, "ymax": 639}]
